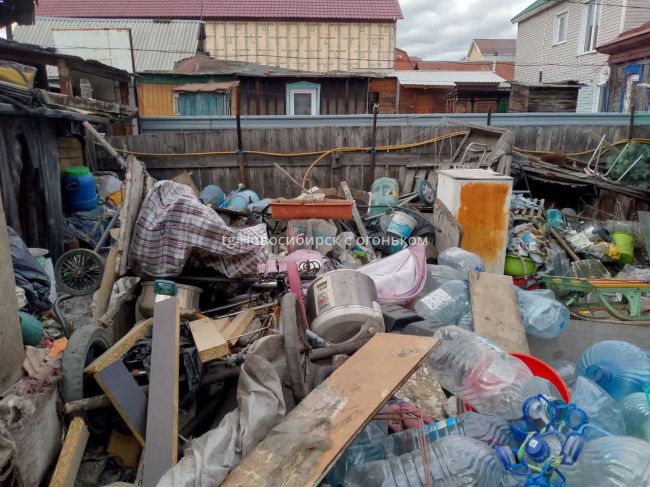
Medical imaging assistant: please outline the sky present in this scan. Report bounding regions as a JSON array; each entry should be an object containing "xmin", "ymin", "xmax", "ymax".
[{"xmin": 397, "ymin": 0, "xmax": 532, "ymax": 60}]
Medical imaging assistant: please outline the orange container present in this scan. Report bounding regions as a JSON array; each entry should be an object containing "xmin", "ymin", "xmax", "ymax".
[{"xmin": 270, "ymin": 199, "xmax": 354, "ymax": 220}]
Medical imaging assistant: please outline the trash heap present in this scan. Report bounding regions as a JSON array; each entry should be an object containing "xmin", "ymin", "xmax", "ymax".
[
  {"xmin": 332, "ymin": 327, "xmax": 650, "ymax": 487},
  {"xmin": 3, "ymin": 153, "xmax": 650, "ymax": 487}
]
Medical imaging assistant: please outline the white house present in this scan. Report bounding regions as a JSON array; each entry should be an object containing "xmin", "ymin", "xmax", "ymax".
[{"xmin": 512, "ymin": 0, "xmax": 650, "ymax": 112}]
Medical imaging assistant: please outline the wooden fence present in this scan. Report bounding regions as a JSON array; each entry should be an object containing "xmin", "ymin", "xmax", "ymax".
[{"xmin": 101, "ymin": 123, "xmax": 650, "ymax": 198}]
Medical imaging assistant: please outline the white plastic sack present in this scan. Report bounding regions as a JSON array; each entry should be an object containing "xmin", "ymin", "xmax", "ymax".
[{"xmin": 358, "ymin": 244, "xmax": 427, "ymax": 305}]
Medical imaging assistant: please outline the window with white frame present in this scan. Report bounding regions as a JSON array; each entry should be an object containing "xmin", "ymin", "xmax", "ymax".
[
  {"xmin": 286, "ymin": 82, "xmax": 320, "ymax": 115},
  {"xmin": 173, "ymin": 93, "xmax": 180, "ymax": 115},
  {"xmin": 581, "ymin": 0, "xmax": 601, "ymax": 53},
  {"xmin": 555, "ymin": 11, "xmax": 568, "ymax": 44}
]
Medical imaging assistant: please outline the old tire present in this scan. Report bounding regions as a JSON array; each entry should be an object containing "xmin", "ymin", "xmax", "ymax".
[
  {"xmin": 281, "ymin": 293, "xmax": 313, "ymax": 402},
  {"xmin": 61, "ymin": 325, "xmax": 112, "ymax": 403}
]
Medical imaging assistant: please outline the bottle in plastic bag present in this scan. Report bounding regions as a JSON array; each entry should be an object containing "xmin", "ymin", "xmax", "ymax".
[
  {"xmin": 571, "ymin": 376, "xmax": 625, "ymax": 440},
  {"xmin": 384, "ymin": 412, "xmax": 519, "ymax": 458},
  {"xmin": 621, "ymin": 392, "xmax": 650, "ymax": 442},
  {"xmin": 561, "ymin": 436, "xmax": 650, "ymax": 486},
  {"xmin": 414, "ymin": 280, "xmax": 472, "ymax": 329},
  {"xmin": 437, "ymin": 247, "xmax": 485, "ymax": 273},
  {"xmin": 515, "ymin": 288, "xmax": 570, "ymax": 339},
  {"xmin": 427, "ymin": 327, "xmax": 533, "ymax": 419},
  {"xmin": 345, "ymin": 435, "xmax": 514, "ymax": 487},
  {"xmin": 576, "ymin": 340, "xmax": 650, "ymax": 400}
]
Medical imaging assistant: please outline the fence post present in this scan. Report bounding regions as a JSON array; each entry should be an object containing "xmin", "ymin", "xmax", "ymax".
[{"xmin": 367, "ymin": 103, "xmax": 378, "ymax": 190}]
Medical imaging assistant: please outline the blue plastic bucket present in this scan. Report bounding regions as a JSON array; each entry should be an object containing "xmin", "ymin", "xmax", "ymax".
[
  {"xmin": 65, "ymin": 166, "xmax": 97, "ymax": 211},
  {"xmin": 387, "ymin": 212, "xmax": 417, "ymax": 239},
  {"xmin": 226, "ymin": 189, "xmax": 260, "ymax": 211}
]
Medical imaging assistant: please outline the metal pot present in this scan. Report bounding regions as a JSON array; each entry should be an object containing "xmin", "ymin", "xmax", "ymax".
[
  {"xmin": 137, "ymin": 282, "xmax": 202, "ymax": 319},
  {"xmin": 306, "ymin": 269, "xmax": 384, "ymax": 345}
]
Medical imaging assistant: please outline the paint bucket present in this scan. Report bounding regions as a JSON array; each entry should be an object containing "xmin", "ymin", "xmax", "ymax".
[
  {"xmin": 226, "ymin": 189, "xmax": 260, "ymax": 211},
  {"xmin": 612, "ymin": 232, "xmax": 635, "ymax": 264},
  {"xmin": 387, "ymin": 212, "xmax": 417, "ymax": 239}
]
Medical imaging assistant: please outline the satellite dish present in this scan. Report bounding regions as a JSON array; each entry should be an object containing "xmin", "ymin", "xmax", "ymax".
[{"xmin": 598, "ymin": 66, "xmax": 611, "ymax": 86}]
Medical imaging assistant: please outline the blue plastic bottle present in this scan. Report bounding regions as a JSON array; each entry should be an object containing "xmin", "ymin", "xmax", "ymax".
[
  {"xmin": 621, "ymin": 392, "xmax": 650, "ymax": 442},
  {"xmin": 571, "ymin": 376, "xmax": 625, "ymax": 439},
  {"xmin": 576, "ymin": 341, "xmax": 650, "ymax": 400},
  {"xmin": 65, "ymin": 166, "xmax": 97, "ymax": 211}
]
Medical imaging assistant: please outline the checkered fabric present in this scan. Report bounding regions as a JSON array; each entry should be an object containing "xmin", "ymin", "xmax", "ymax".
[{"xmin": 130, "ymin": 181, "xmax": 268, "ymax": 278}]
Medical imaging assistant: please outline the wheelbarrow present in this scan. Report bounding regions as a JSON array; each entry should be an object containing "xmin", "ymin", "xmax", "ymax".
[
  {"xmin": 542, "ymin": 276, "xmax": 650, "ymax": 322},
  {"xmin": 54, "ymin": 206, "xmax": 121, "ymax": 296}
]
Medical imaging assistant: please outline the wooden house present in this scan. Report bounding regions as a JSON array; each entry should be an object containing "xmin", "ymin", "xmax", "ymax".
[
  {"xmin": 509, "ymin": 82, "xmax": 583, "ymax": 113},
  {"xmin": 138, "ymin": 54, "xmax": 373, "ymax": 116}
]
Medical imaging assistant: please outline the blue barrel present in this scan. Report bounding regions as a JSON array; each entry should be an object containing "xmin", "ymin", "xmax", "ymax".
[
  {"xmin": 65, "ymin": 166, "xmax": 98, "ymax": 211},
  {"xmin": 226, "ymin": 189, "xmax": 260, "ymax": 211}
]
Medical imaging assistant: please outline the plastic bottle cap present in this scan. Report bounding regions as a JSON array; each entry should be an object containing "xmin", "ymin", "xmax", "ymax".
[
  {"xmin": 65, "ymin": 166, "xmax": 91, "ymax": 177},
  {"xmin": 526, "ymin": 438, "xmax": 550, "ymax": 462}
]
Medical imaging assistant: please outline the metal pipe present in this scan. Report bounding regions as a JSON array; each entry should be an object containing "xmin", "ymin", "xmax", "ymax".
[{"xmin": 83, "ymin": 121, "xmax": 127, "ymax": 169}]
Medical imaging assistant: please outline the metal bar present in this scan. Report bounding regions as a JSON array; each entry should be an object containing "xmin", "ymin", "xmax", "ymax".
[
  {"xmin": 367, "ymin": 103, "xmax": 379, "ymax": 190},
  {"xmin": 84, "ymin": 121, "xmax": 127, "ymax": 169},
  {"xmin": 140, "ymin": 113, "xmax": 650, "ymax": 132}
]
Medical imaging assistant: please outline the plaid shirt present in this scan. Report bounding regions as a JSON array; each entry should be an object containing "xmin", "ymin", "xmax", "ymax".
[{"xmin": 130, "ymin": 181, "xmax": 268, "ymax": 278}]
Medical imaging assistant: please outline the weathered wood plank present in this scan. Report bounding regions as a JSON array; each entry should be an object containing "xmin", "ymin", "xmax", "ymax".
[
  {"xmin": 469, "ymin": 272, "xmax": 530, "ymax": 354},
  {"xmin": 50, "ymin": 417, "xmax": 89, "ymax": 487},
  {"xmin": 85, "ymin": 318, "xmax": 153, "ymax": 375},
  {"xmin": 189, "ymin": 317, "xmax": 230, "ymax": 362},
  {"xmin": 222, "ymin": 333, "xmax": 438, "ymax": 487}
]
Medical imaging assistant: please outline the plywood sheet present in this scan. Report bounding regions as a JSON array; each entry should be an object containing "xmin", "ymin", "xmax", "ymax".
[
  {"xmin": 189, "ymin": 317, "xmax": 230, "ymax": 362},
  {"xmin": 50, "ymin": 417, "xmax": 89, "ymax": 487},
  {"xmin": 142, "ymin": 297, "xmax": 180, "ymax": 487},
  {"xmin": 222, "ymin": 333, "xmax": 438, "ymax": 487},
  {"xmin": 95, "ymin": 360, "xmax": 148, "ymax": 445},
  {"xmin": 469, "ymin": 271, "xmax": 530, "ymax": 354}
]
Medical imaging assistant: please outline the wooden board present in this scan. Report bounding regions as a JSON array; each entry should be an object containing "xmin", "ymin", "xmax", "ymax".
[
  {"xmin": 469, "ymin": 272, "xmax": 530, "ymax": 354},
  {"xmin": 107, "ymin": 430, "xmax": 142, "ymax": 469},
  {"xmin": 91, "ymin": 245, "xmax": 118, "ymax": 324},
  {"xmin": 222, "ymin": 333, "xmax": 438, "ymax": 487},
  {"xmin": 189, "ymin": 317, "xmax": 230, "ymax": 362},
  {"xmin": 85, "ymin": 318, "xmax": 153, "ymax": 375},
  {"xmin": 142, "ymin": 297, "xmax": 180, "ymax": 487},
  {"xmin": 95, "ymin": 361, "xmax": 148, "ymax": 446},
  {"xmin": 50, "ymin": 417, "xmax": 89, "ymax": 487},
  {"xmin": 115, "ymin": 155, "xmax": 148, "ymax": 276},
  {"xmin": 221, "ymin": 308, "xmax": 255, "ymax": 345}
]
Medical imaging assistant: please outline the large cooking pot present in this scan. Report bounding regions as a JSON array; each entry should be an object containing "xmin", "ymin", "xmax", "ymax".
[
  {"xmin": 306, "ymin": 269, "xmax": 384, "ymax": 345},
  {"xmin": 137, "ymin": 281, "xmax": 202, "ymax": 319}
]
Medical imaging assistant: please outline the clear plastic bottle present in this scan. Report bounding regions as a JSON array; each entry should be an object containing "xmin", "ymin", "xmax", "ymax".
[
  {"xmin": 561, "ymin": 436, "xmax": 650, "ymax": 486},
  {"xmin": 515, "ymin": 288, "xmax": 570, "ymax": 339},
  {"xmin": 418, "ymin": 265, "xmax": 468, "ymax": 297},
  {"xmin": 437, "ymin": 247, "xmax": 485, "ymax": 273},
  {"xmin": 427, "ymin": 327, "xmax": 533, "ymax": 419},
  {"xmin": 345, "ymin": 435, "xmax": 515, "ymax": 487},
  {"xmin": 384, "ymin": 412, "xmax": 518, "ymax": 458},
  {"xmin": 570, "ymin": 376, "xmax": 625, "ymax": 440},
  {"xmin": 548, "ymin": 359, "xmax": 576, "ymax": 389},
  {"xmin": 576, "ymin": 340, "xmax": 650, "ymax": 400},
  {"xmin": 414, "ymin": 280, "xmax": 472, "ymax": 329},
  {"xmin": 520, "ymin": 430, "xmax": 565, "ymax": 471},
  {"xmin": 621, "ymin": 392, "xmax": 650, "ymax": 442}
]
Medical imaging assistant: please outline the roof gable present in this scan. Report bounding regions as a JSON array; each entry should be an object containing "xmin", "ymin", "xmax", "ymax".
[
  {"xmin": 35, "ymin": 0, "xmax": 404, "ymax": 21},
  {"xmin": 471, "ymin": 39, "xmax": 516, "ymax": 56}
]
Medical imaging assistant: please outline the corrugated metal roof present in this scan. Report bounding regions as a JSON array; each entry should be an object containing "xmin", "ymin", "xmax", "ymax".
[
  {"xmin": 35, "ymin": 0, "xmax": 403, "ymax": 21},
  {"xmin": 396, "ymin": 71, "xmax": 506, "ymax": 87},
  {"xmin": 14, "ymin": 17, "xmax": 202, "ymax": 72}
]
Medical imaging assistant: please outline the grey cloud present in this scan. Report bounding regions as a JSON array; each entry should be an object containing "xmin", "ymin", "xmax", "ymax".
[{"xmin": 397, "ymin": 0, "xmax": 531, "ymax": 60}]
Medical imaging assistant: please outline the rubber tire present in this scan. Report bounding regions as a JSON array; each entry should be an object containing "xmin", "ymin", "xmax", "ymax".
[
  {"xmin": 61, "ymin": 325, "xmax": 113, "ymax": 403},
  {"xmin": 55, "ymin": 249, "xmax": 105, "ymax": 296},
  {"xmin": 281, "ymin": 293, "xmax": 313, "ymax": 402}
]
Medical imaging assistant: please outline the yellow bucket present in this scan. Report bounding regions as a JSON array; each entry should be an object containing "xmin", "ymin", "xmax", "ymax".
[{"xmin": 612, "ymin": 232, "xmax": 634, "ymax": 264}]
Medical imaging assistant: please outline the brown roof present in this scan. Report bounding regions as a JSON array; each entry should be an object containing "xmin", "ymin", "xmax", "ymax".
[
  {"xmin": 394, "ymin": 47, "xmax": 415, "ymax": 70},
  {"xmin": 472, "ymin": 39, "xmax": 516, "ymax": 56},
  {"xmin": 173, "ymin": 82, "xmax": 240, "ymax": 92},
  {"xmin": 36, "ymin": 0, "xmax": 403, "ymax": 21},
  {"xmin": 415, "ymin": 61, "xmax": 515, "ymax": 81},
  {"xmin": 597, "ymin": 21, "xmax": 650, "ymax": 63}
]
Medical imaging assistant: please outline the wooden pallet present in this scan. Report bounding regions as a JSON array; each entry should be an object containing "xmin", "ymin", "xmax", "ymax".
[{"xmin": 512, "ymin": 198, "xmax": 546, "ymax": 222}]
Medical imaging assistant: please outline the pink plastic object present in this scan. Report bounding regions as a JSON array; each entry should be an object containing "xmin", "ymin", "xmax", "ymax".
[{"xmin": 358, "ymin": 244, "xmax": 427, "ymax": 305}]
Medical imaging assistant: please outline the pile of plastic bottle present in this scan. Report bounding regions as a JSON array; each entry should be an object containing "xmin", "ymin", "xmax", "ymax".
[{"xmin": 329, "ymin": 327, "xmax": 650, "ymax": 487}]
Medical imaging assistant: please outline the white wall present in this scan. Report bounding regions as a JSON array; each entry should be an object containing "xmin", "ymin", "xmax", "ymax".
[{"xmin": 514, "ymin": 0, "xmax": 629, "ymax": 111}]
